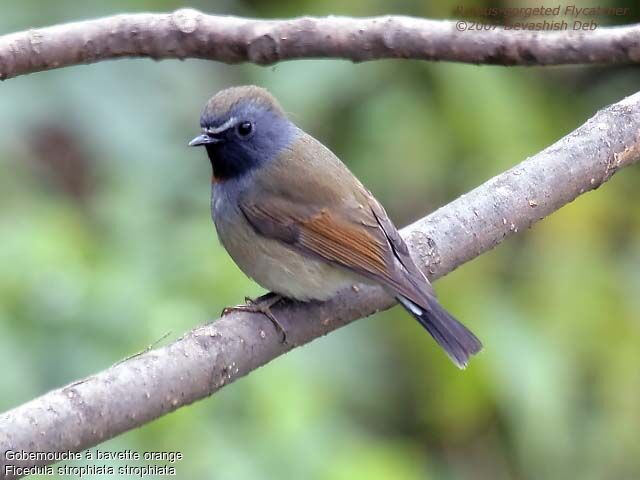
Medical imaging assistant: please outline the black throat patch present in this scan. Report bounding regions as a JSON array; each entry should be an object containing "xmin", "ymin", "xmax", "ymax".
[{"xmin": 205, "ymin": 143, "xmax": 261, "ymax": 181}]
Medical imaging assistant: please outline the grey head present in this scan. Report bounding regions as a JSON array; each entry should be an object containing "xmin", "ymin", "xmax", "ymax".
[{"xmin": 189, "ymin": 85, "xmax": 298, "ymax": 181}]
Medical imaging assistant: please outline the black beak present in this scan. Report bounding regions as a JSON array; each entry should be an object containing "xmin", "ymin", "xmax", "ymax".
[{"xmin": 188, "ymin": 133, "xmax": 221, "ymax": 147}]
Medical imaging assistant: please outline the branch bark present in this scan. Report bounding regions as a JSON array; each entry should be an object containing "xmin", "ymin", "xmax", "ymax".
[
  {"xmin": 1, "ymin": 9, "xmax": 640, "ymax": 80},
  {"xmin": 1, "ymin": 91, "xmax": 639, "ymax": 478}
]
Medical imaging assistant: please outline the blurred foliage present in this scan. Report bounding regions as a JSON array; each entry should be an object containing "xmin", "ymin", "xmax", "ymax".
[{"xmin": 1, "ymin": 0, "xmax": 640, "ymax": 479}]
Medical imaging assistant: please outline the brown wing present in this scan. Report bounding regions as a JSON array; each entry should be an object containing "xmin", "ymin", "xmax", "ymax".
[
  {"xmin": 367, "ymin": 197, "xmax": 436, "ymax": 293},
  {"xmin": 239, "ymin": 192, "xmax": 429, "ymax": 303}
]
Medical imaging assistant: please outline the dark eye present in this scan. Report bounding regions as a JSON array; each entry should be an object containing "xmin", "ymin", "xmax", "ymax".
[{"xmin": 236, "ymin": 121, "xmax": 253, "ymax": 138}]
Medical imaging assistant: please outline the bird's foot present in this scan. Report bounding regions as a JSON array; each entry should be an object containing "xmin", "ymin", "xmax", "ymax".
[{"xmin": 222, "ymin": 292, "xmax": 288, "ymax": 343}]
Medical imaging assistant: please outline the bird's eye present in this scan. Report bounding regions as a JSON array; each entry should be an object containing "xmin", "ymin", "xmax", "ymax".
[{"xmin": 236, "ymin": 121, "xmax": 253, "ymax": 138}]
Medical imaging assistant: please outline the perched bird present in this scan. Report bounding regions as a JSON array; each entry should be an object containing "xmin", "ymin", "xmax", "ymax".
[{"xmin": 189, "ymin": 85, "xmax": 482, "ymax": 368}]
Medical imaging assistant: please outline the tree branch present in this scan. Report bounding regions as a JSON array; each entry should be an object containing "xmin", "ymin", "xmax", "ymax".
[
  {"xmin": 1, "ymin": 90, "xmax": 639, "ymax": 478},
  {"xmin": 1, "ymin": 9, "xmax": 640, "ymax": 80}
]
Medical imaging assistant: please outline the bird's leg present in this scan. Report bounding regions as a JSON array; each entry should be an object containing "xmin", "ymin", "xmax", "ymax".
[{"xmin": 221, "ymin": 292, "xmax": 288, "ymax": 343}]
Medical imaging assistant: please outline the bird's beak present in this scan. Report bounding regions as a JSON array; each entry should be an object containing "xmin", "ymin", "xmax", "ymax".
[{"xmin": 188, "ymin": 133, "xmax": 221, "ymax": 147}]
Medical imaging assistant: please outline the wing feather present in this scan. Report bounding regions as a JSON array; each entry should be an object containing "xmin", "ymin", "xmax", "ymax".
[{"xmin": 240, "ymin": 201, "xmax": 401, "ymax": 287}]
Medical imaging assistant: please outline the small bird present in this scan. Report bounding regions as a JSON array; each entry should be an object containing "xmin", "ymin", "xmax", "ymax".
[{"xmin": 189, "ymin": 86, "xmax": 482, "ymax": 368}]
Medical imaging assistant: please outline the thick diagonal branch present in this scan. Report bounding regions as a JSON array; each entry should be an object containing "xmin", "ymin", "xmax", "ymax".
[
  {"xmin": 1, "ymin": 9, "xmax": 640, "ymax": 80},
  {"xmin": 1, "ymin": 91, "xmax": 639, "ymax": 479}
]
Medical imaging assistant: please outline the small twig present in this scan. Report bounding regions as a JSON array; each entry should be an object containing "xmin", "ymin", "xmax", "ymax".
[{"xmin": 112, "ymin": 330, "xmax": 173, "ymax": 367}]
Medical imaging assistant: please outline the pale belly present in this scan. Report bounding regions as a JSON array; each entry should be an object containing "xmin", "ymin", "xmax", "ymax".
[{"xmin": 212, "ymin": 188, "xmax": 356, "ymax": 301}]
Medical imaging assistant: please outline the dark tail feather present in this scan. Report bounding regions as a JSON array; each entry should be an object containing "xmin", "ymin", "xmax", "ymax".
[{"xmin": 397, "ymin": 295, "xmax": 482, "ymax": 369}]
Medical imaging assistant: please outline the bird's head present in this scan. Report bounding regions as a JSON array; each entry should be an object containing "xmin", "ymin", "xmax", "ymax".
[{"xmin": 189, "ymin": 85, "xmax": 297, "ymax": 181}]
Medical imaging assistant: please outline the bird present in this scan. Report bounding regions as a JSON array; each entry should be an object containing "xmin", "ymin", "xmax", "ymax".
[{"xmin": 189, "ymin": 85, "xmax": 482, "ymax": 368}]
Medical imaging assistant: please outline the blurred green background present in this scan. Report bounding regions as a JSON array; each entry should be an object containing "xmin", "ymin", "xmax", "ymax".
[{"xmin": 1, "ymin": 0, "xmax": 640, "ymax": 478}]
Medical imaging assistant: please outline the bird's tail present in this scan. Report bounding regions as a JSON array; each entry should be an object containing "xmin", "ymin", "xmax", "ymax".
[{"xmin": 397, "ymin": 295, "xmax": 482, "ymax": 369}]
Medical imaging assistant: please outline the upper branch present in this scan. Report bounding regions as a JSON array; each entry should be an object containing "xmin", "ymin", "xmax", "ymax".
[
  {"xmin": 1, "ymin": 91, "xmax": 640, "ymax": 479},
  {"xmin": 1, "ymin": 9, "xmax": 640, "ymax": 79}
]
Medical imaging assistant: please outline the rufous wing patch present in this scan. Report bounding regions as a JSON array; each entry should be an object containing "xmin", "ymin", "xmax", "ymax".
[
  {"xmin": 240, "ymin": 202, "xmax": 396, "ymax": 283},
  {"xmin": 297, "ymin": 209, "xmax": 390, "ymax": 280}
]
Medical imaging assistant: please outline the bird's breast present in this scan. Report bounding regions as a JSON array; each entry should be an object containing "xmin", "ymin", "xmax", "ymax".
[{"xmin": 211, "ymin": 182, "xmax": 356, "ymax": 301}]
